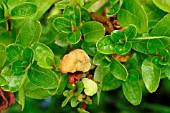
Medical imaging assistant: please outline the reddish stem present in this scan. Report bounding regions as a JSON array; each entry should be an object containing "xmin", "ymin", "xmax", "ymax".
[{"xmin": 82, "ymin": 102, "xmax": 87, "ymax": 110}]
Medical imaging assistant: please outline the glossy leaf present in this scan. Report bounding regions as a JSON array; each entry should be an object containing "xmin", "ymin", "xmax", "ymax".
[
  {"xmin": 163, "ymin": 65, "xmax": 170, "ymax": 80},
  {"xmin": 123, "ymin": 69, "xmax": 142, "ymax": 105},
  {"xmin": 48, "ymin": 73, "xmax": 68, "ymax": 95},
  {"xmin": 142, "ymin": 57, "xmax": 160, "ymax": 93},
  {"xmin": 97, "ymin": 35, "xmax": 115, "ymax": 54},
  {"xmin": 10, "ymin": 2, "xmax": 37, "ymax": 19},
  {"xmin": 16, "ymin": 20, "xmax": 41, "ymax": 47},
  {"xmin": 153, "ymin": 0, "xmax": 170, "ymax": 13},
  {"xmin": 25, "ymin": 81, "xmax": 51, "ymax": 99},
  {"xmin": 0, "ymin": 43, "xmax": 6, "ymax": 68},
  {"xmin": 118, "ymin": 0, "xmax": 148, "ymax": 33},
  {"xmin": 81, "ymin": 8, "xmax": 92, "ymax": 22},
  {"xmin": 115, "ymin": 42, "xmax": 132, "ymax": 55},
  {"xmin": 55, "ymin": 1, "xmax": 70, "ymax": 9},
  {"xmin": 30, "ymin": 0, "xmax": 55, "ymax": 19},
  {"xmin": 6, "ymin": 44, "xmax": 24, "ymax": 62},
  {"xmin": 82, "ymin": 21, "xmax": 105, "ymax": 42},
  {"xmin": 31, "ymin": 42, "xmax": 54, "ymax": 69},
  {"xmin": 12, "ymin": 60, "xmax": 27, "ymax": 74},
  {"xmin": 68, "ymin": 30, "xmax": 81, "ymax": 44},
  {"xmin": 111, "ymin": 30, "xmax": 124, "ymax": 42},
  {"xmin": 136, "ymin": 0, "xmax": 166, "ymax": 28},
  {"xmin": 18, "ymin": 87, "xmax": 25, "ymax": 111},
  {"xmin": 147, "ymin": 39, "xmax": 164, "ymax": 54},
  {"xmin": 132, "ymin": 40, "xmax": 148, "ymax": 54},
  {"xmin": 22, "ymin": 47, "xmax": 33, "ymax": 62},
  {"xmin": 64, "ymin": 6, "xmax": 81, "ymax": 27},
  {"xmin": 1, "ymin": 66, "xmax": 25, "ymax": 92},
  {"xmin": 110, "ymin": 58, "xmax": 128, "ymax": 81},
  {"xmin": 124, "ymin": 24, "xmax": 137, "ymax": 41},
  {"xmin": 94, "ymin": 66, "xmax": 122, "ymax": 91},
  {"xmin": 81, "ymin": 42, "xmax": 97, "ymax": 56},
  {"xmin": 53, "ymin": 17, "xmax": 72, "ymax": 33},
  {"xmin": 28, "ymin": 64, "xmax": 58, "ymax": 89},
  {"xmin": 107, "ymin": 0, "xmax": 123, "ymax": 17},
  {"xmin": 0, "ymin": 75, "xmax": 7, "ymax": 86},
  {"xmin": 55, "ymin": 32, "xmax": 69, "ymax": 47},
  {"xmin": 150, "ymin": 14, "xmax": 170, "ymax": 37}
]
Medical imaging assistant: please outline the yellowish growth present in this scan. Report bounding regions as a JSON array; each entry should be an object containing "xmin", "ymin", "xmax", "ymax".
[{"xmin": 59, "ymin": 49, "xmax": 91, "ymax": 73}]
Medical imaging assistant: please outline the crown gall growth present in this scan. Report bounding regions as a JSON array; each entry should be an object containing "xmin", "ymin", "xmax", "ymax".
[{"xmin": 59, "ymin": 49, "xmax": 91, "ymax": 74}]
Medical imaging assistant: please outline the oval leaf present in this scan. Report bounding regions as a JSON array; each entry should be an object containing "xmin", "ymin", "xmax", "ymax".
[
  {"xmin": 153, "ymin": 0, "xmax": 170, "ymax": 13},
  {"xmin": 6, "ymin": 44, "xmax": 24, "ymax": 62},
  {"xmin": 28, "ymin": 64, "xmax": 58, "ymax": 89},
  {"xmin": 117, "ymin": 0, "xmax": 148, "ymax": 33},
  {"xmin": 53, "ymin": 17, "xmax": 72, "ymax": 33},
  {"xmin": 10, "ymin": 2, "xmax": 37, "ymax": 19},
  {"xmin": 68, "ymin": 30, "xmax": 81, "ymax": 44},
  {"xmin": 123, "ymin": 69, "xmax": 142, "ymax": 105},
  {"xmin": 0, "ymin": 43, "xmax": 7, "ymax": 68},
  {"xmin": 150, "ymin": 14, "xmax": 170, "ymax": 37},
  {"xmin": 110, "ymin": 58, "xmax": 128, "ymax": 81},
  {"xmin": 142, "ymin": 57, "xmax": 160, "ymax": 93},
  {"xmin": 81, "ymin": 42, "xmax": 97, "ymax": 56},
  {"xmin": 31, "ymin": 42, "xmax": 54, "ymax": 69},
  {"xmin": 82, "ymin": 21, "xmax": 105, "ymax": 42},
  {"xmin": 16, "ymin": 20, "xmax": 41, "ymax": 47},
  {"xmin": 97, "ymin": 35, "xmax": 115, "ymax": 54}
]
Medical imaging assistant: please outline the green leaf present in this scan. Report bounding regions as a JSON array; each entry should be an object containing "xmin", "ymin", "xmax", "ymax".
[
  {"xmin": 71, "ymin": 97, "xmax": 79, "ymax": 107},
  {"xmin": 48, "ymin": 73, "xmax": 68, "ymax": 95},
  {"xmin": 117, "ymin": 0, "xmax": 148, "ymax": 33},
  {"xmin": 28, "ymin": 64, "xmax": 58, "ymax": 89},
  {"xmin": 132, "ymin": 40, "xmax": 148, "ymax": 54},
  {"xmin": 0, "ymin": 75, "xmax": 7, "ymax": 86},
  {"xmin": 136, "ymin": 0, "xmax": 166, "ymax": 28},
  {"xmin": 74, "ymin": 81, "xmax": 84, "ymax": 95},
  {"xmin": 53, "ymin": 17, "xmax": 72, "ymax": 33},
  {"xmin": 55, "ymin": 32, "xmax": 69, "ymax": 47},
  {"xmin": 152, "ymin": 56, "xmax": 162, "ymax": 68},
  {"xmin": 153, "ymin": 0, "xmax": 170, "ymax": 12},
  {"xmin": 68, "ymin": 30, "xmax": 81, "ymax": 44},
  {"xmin": 22, "ymin": 47, "xmax": 33, "ymax": 62},
  {"xmin": 10, "ymin": 2, "xmax": 37, "ymax": 19},
  {"xmin": 0, "ymin": 43, "xmax": 6, "ymax": 68},
  {"xmin": 96, "ymin": 35, "xmax": 115, "ymax": 54},
  {"xmin": 82, "ymin": 21, "xmax": 105, "ymax": 42},
  {"xmin": 147, "ymin": 39, "xmax": 164, "ymax": 54},
  {"xmin": 6, "ymin": 44, "xmax": 24, "ymax": 62},
  {"xmin": 81, "ymin": 42, "xmax": 97, "ymax": 56},
  {"xmin": 25, "ymin": 81, "xmax": 51, "ymax": 99},
  {"xmin": 110, "ymin": 58, "xmax": 128, "ymax": 81},
  {"xmin": 142, "ymin": 57, "xmax": 161, "ymax": 93},
  {"xmin": 1, "ymin": 65, "xmax": 25, "ymax": 92},
  {"xmin": 115, "ymin": 42, "xmax": 132, "ymax": 55},
  {"xmin": 81, "ymin": 8, "xmax": 92, "ymax": 22},
  {"xmin": 111, "ymin": 30, "xmax": 124, "ymax": 42},
  {"xmin": 30, "ymin": 0, "xmax": 55, "ymax": 19},
  {"xmin": 94, "ymin": 66, "xmax": 122, "ymax": 91},
  {"xmin": 16, "ymin": 20, "xmax": 41, "ymax": 47},
  {"xmin": 107, "ymin": 0, "xmax": 123, "ymax": 17},
  {"xmin": 64, "ymin": 6, "xmax": 81, "ymax": 27},
  {"xmin": 123, "ymin": 69, "xmax": 142, "ymax": 105},
  {"xmin": 124, "ymin": 24, "xmax": 137, "ymax": 41},
  {"xmin": 62, "ymin": 93, "xmax": 73, "ymax": 107},
  {"xmin": 12, "ymin": 60, "xmax": 27, "ymax": 74},
  {"xmin": 31, "ymin": 42, "xmax": 54, "ymax": 69},
  {"xmin": 93, "ymin": 53, "xmax": 111, "ymax": 67},
  {"xmin": 150, "ymin": 14, "xmax": 170, "ymax": 37},
  {"xmin": 163, "ymin": 65, "xmax": 170, "ymax": 80},
  {"xmin": 55, "ymin": 1, "xmax": 70, "ymax": 9},
  {"xmin": 18, "ymin": 87, "xmax": 25, "ymax": 111}
]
